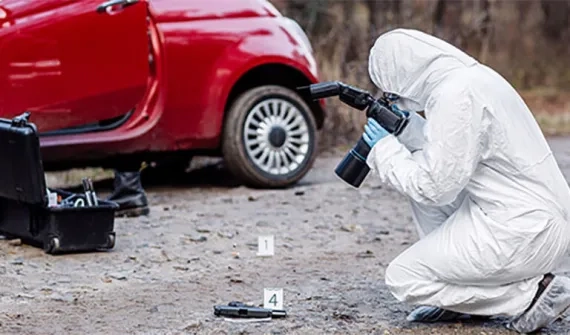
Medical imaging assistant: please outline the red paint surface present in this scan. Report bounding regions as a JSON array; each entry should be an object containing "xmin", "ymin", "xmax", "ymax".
[{"xmin": 0, "ymin": 0, "xmax": 322, "ymax": 163}]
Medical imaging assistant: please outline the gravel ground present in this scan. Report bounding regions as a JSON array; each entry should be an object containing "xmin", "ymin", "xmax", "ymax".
[{"xmin": 1, "ymin": 138, "xmax": 570, "ymax": 335}]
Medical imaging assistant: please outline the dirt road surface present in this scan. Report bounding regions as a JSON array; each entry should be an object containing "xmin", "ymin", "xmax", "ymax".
[{"xmin": 1, "ymin": 138, "xmax": 570, "ymax": 335}]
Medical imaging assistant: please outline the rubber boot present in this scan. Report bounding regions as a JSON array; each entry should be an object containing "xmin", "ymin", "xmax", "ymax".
[
  {"xmin": 407, "ymin": 306, "xmax": 466, "ymax": 323},
  {"xmin": 407, "ymin": 306, "xmax": 491, "ymax": 323},
  {"xmin": 106, "ymin": 171, "xmax": 150, "ymax": 217},
  {"xmin": 507, "ymin": 274, "xmax": 570, "ymax": 333}
]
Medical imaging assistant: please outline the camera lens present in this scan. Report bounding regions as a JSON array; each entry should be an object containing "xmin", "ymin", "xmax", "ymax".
[{"xmin": 334, "ymin": 138, "xmax": 371, "ymax": 188}]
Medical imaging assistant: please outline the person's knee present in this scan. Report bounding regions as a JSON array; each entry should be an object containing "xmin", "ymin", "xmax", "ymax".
[
  {"xmin": 385, "ymin": 256, "xmax": 414, "ymax": 302},
  {"xmin": 385, "ymin": 254, "xmax": 436, "ymax": 304}
]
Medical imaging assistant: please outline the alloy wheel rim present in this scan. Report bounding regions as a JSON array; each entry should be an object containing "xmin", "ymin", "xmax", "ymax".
[{"xmin": 243, "ymin": 98, "xmax": 310, "ymax": 176}]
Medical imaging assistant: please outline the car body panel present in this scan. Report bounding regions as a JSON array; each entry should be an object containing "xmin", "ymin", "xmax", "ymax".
[
  {"xmin": 153, "ymin": 15, "xmax": 319, "ymax": 147},
  {"xmin": 0, "ymin": 0, "xmax": 150, "ymax": 133},
  {"xmin": 148, "ymin": 0, "xmax": 281, "ymax": 22}
]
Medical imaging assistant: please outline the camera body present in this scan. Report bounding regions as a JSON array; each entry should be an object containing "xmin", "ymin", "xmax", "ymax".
[{"xmin": 299, "ymin": 81, "xmax": 409, "ymax": 188}]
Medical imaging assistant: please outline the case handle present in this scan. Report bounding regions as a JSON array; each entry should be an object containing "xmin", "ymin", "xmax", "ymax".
[{"xmin": 11, "ymin": 112, "xmax": 31, "ymax": 127}]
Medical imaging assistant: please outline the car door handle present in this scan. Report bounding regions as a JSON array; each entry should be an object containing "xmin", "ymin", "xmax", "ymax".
[{"xmin": 96, "ymin": 0, "xmax": 139, "ymax": 14}]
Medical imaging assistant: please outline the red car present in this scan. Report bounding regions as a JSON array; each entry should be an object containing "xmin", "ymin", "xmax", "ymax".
[{"xmin": 0, "ymin": 0, "xmax": 324, "ymax": 188}]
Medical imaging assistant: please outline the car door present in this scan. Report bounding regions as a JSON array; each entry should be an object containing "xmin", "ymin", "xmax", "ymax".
[{"xmin": 0, "ymin": 0, "xmax": 150, "ymax": 132}]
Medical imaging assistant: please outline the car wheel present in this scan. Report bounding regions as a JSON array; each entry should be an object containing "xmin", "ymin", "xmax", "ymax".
[{"xmin": 222, "ymin": 85, "xmax": 318, "ymax": 188}]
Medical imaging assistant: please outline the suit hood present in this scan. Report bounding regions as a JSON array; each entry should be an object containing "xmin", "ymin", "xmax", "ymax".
[{"xmin": 368, "ymin": 29, "xmax": 478, "ymax": 110}]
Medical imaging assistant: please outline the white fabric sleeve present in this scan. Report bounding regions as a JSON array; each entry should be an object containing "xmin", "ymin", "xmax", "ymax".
[
  {"xmin": 366, "ymin": 90, "xmax": 483, "ymax": 206},
  {"xmin": 396, "ymin": 112, "xmax": 426, "ymax": 153}
]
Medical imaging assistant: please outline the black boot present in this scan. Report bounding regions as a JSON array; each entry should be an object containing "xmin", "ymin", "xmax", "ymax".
[{"xmin": 107, "ymin": 171, "xmax": 150, "ymax": 217}]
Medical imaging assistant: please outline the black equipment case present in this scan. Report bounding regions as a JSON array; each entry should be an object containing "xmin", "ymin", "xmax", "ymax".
[{"xmin": 0, "ymin": 112, "xmax": 118, "ymax": 254}]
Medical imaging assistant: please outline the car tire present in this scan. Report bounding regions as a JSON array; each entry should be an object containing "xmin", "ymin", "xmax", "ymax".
[{"xmin": 222, "ymin": 85, "xmax": 318, "ymax": 188}]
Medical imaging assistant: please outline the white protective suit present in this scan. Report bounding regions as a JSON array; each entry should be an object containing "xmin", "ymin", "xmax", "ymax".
[{"xmin": 366, "ymin": 29, "xmax": 570, "ymax": 319}]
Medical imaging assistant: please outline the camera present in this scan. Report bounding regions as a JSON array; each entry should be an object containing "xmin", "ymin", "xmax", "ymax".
[{"xmin": 298, "ymin": 81, "xmax": 409, "ymax": 188}]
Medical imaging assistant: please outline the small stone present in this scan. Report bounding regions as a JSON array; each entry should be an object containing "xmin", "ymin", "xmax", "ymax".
[
  {"xmin": 340, "ymin": 224, "xmax": 362, "ymax": 232},
  {"xmin": 217, "ymin": 231, "xmax": 234, "ymax": 239},
  {"xmin": 8, "ymin": 239, "xmax": 22, "ymax": 246},
  {"xmin": 16, "ymin": 293, "xmax": 34, "ymax": 299},
  {"xmin": 149, "ymin": 306, "xmax": 159, "ymax": 313},
  {"xmin": 185, "ymin": 234, "xmax": 207, "ymax": 242},
  {"xmin": 161, "ymin": 250, "xmax": 171, "ymax": 262},
  {"xmin": 231, "ymin": 251, "xmax": 240, "ymax": 259},
  {"xmin": 378, "ymin": 230, "xmax": 390, "ymax": 235},
  {"xmin": 51, "ymin": 293, "xmax": 75, "ymax": 303},
  {"xmin": 247, "ymin": 196, "xmax": 257, "ymax": 202},
  {"xmin": 294, "ymin": 191, "xmax": 305, "ymax": 196},
  {"xmin": 108, "ymin": 273, "xmax": 127, "ymax": 281},
  {"xmin": 163, "ymin": 206, "xmax": 170, "ymax": 211},
  {"xmin": 196, "ymin": 227, "xmax": 211, "ymax": 233},
  {"xmin": 356, "ymin": 250, "xmax": 374, "ymax": 258},
  {"xmin": 10, "ymin": 258, "xmax": 24, "ymax": 265},
  {"xmin": 183, "ymin": 321, "xmax": 202, "ymax": 330},
  {"xmin": 173, "ymin": 266, "xmax": 189, "ymax": 271}
]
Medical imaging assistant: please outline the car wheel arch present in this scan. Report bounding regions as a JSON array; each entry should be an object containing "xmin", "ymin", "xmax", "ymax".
[{"xmin": 221, "ymin": 62, "xmax": 325, "ymax": 133}]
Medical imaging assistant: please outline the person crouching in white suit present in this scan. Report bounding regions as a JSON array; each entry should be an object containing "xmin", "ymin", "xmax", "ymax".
[{"xmin": 362, "ymin": 28, "xmax": 570, "ymax": 333}]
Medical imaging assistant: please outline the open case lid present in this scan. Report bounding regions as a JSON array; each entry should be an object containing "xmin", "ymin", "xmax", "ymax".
[{"xmin": 0, "ymin": 112, "xmax": 48, "ymax": 206}]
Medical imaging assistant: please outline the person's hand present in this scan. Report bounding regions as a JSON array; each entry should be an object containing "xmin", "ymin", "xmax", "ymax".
[
  {"xmin": 391, "ymin": 104, "xmax": 410, "ymax": 118},
  {"xmin": 363, "ymin": 118, "xmax": 389, "ymax": 147}
]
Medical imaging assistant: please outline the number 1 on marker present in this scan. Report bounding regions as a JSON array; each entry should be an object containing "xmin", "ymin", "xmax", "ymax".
[{"xmin": 257, "ymin": 235, "xmax": 274, "ymax": 256}]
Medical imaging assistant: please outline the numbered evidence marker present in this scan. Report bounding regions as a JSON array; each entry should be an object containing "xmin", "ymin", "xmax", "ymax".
[
  {"xmin": 263, "ymin": 288, "xmax": 283, "ymax": 310},
  {"xmin": 257, "ymin": 235, "xmax": 274, "ymax": 257}
]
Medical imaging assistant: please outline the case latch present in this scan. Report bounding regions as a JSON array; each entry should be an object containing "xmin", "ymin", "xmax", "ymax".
[{"xmin": 11, "ymin": 112, "xmax": 31, "ymax": 127}]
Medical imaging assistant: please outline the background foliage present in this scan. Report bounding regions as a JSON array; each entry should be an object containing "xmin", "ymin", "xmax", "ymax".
[{"xmin": 272, "ymin": 0, "xmax": 570, "ymax": 145}]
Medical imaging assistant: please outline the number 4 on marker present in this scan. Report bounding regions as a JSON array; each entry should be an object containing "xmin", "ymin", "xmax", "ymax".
[{"xmin": 269, "ymin": 293, "xmax": 277, "ymax": 306}]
